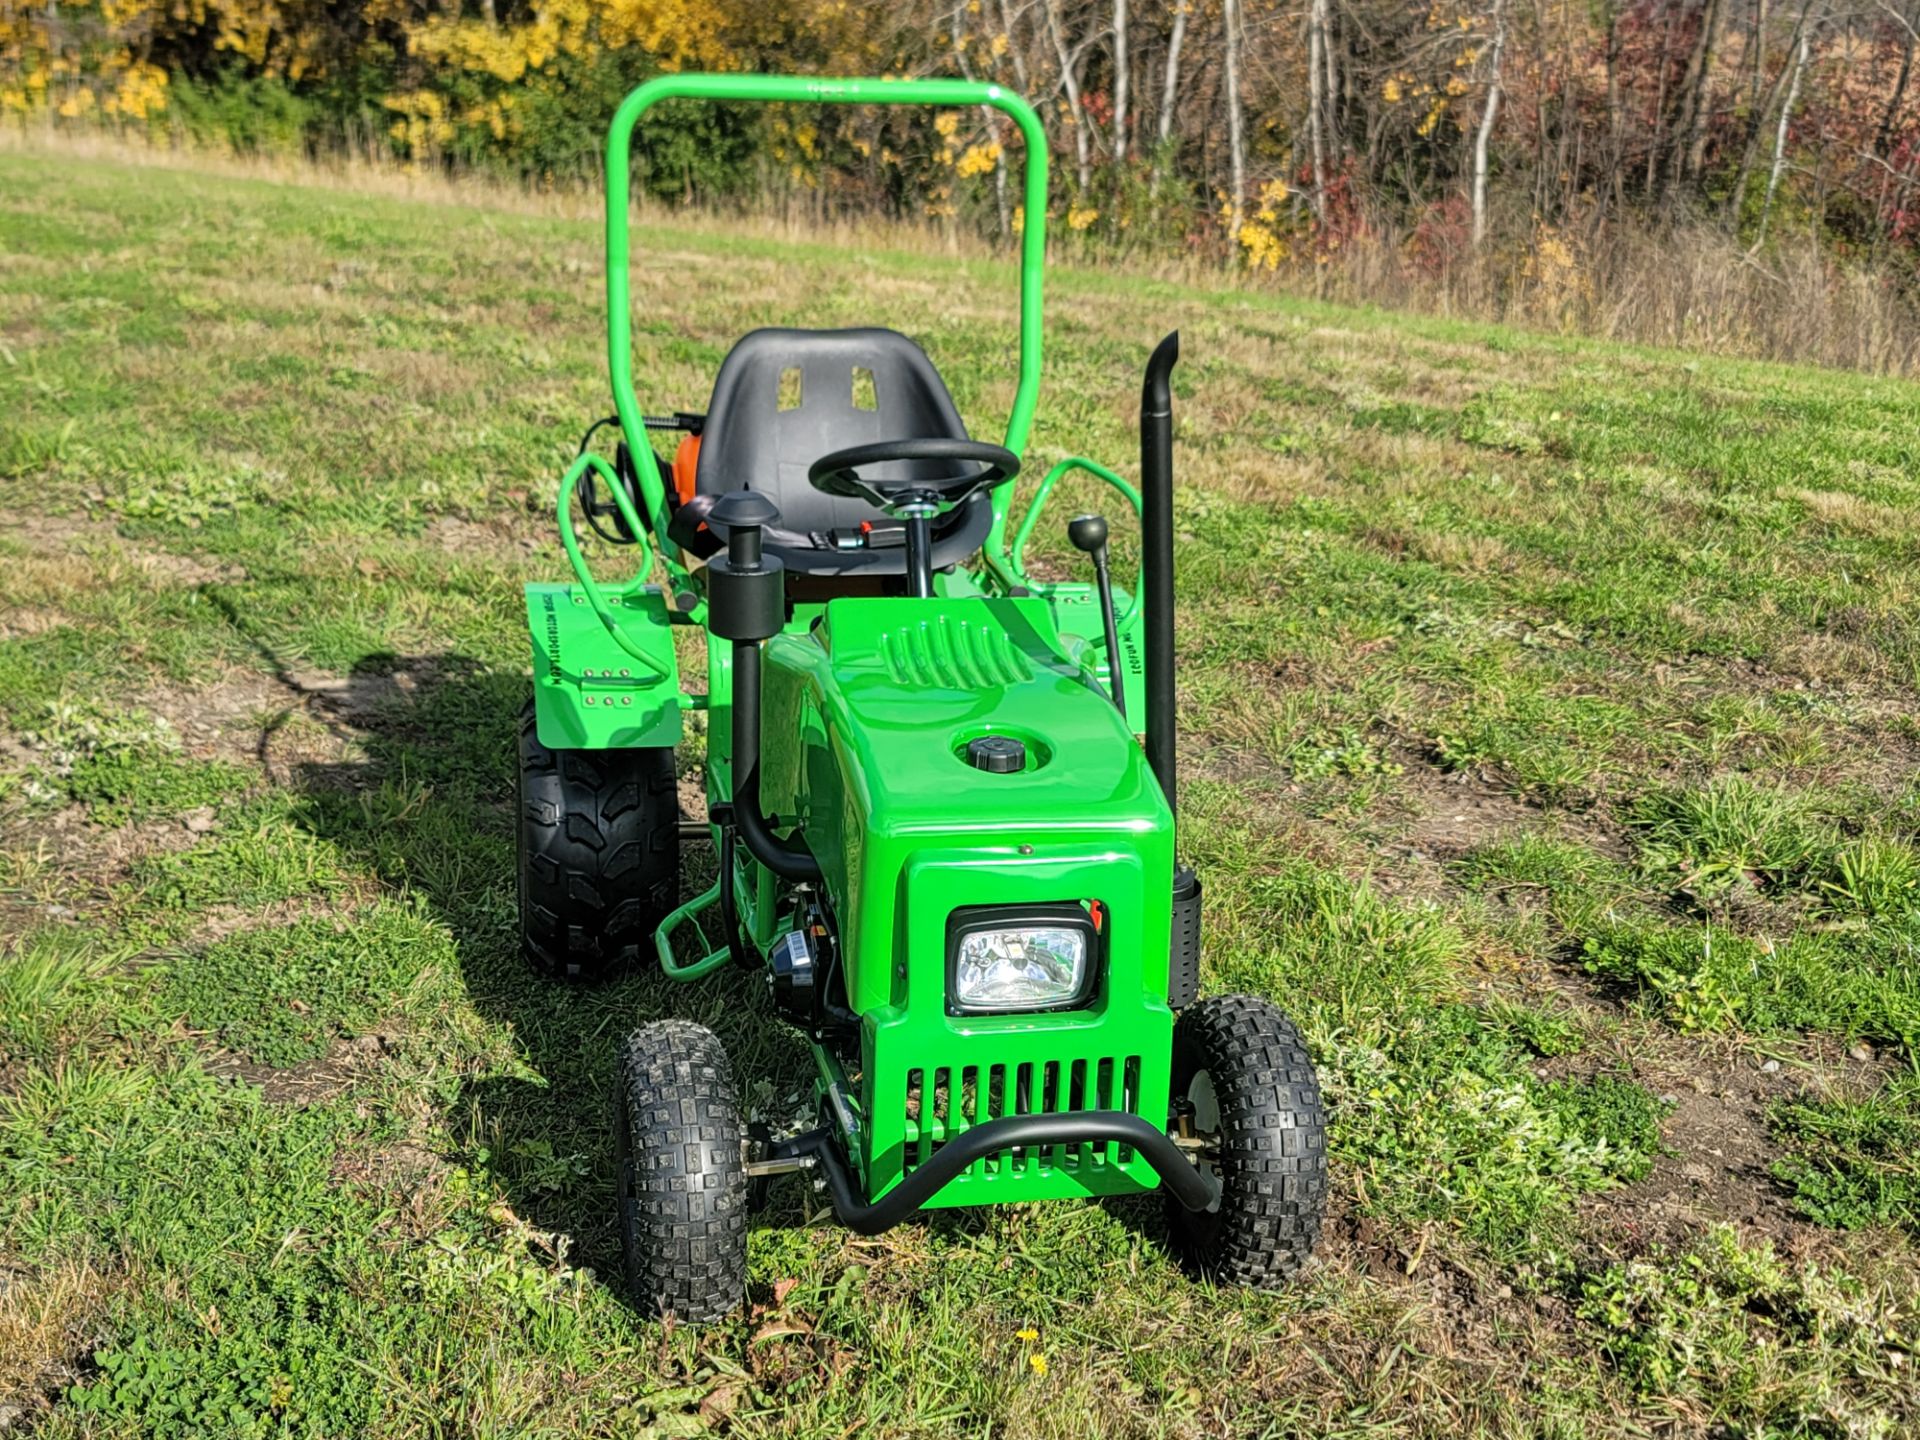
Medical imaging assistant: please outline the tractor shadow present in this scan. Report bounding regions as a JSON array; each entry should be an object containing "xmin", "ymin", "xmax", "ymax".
[
  {"xmin": 253, "ymin": 644, "xmax": 818, "ymax": 1281},
  {"xmin": 196, "ymin": 567, "xmax": 1188, "ymax": 1287}
]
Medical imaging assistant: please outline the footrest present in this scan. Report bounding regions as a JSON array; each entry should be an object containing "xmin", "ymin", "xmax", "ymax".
[{"xmin": 653, "ymin": 878, "xmax": 731, "ymax": 981}]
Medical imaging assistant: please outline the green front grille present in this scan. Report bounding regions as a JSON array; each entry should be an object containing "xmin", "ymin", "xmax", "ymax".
[
  {"xmin": 865, "ymin": 1027, "xmax": 1170, "ymax": 1208},
  {"xmin": 904, "ymin": 1055, "xmax": 1145, "ymax": 1175},
  {"xmin": 855, "ymin": 839, "xmax": 1177, "ymax": 1211}
]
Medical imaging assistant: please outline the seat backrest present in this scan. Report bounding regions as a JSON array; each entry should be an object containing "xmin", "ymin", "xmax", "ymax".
[{"xmin": 695, "ymin": 327, "xmax": 971, "ymax": 537}]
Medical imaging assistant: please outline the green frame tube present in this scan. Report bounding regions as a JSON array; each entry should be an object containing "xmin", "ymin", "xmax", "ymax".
[
  {"xmin": 1003, "ymin": 456, "xmax": 1144, "ymax": 620},
  {"xmin": 602, "ymin": 74, "xmax": 1051, "ymax": 595}
]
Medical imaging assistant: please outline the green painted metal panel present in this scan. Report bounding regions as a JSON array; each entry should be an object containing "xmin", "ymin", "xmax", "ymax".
[
  {"xmin": 753, "ymin": 596, "xmax": 1174, "ymax": 1202},
  {"xmin": 526, "ymin": 582, "xmax": 682, "ymax": 750},
  {"xmin": 862, "ymin": 845, "xmax": 1174, "ymax": 1205},
  {"xmin": 761, "ymin": 597, "xmax": 1164, "ymax": 844},
  {"xmin": 1042, "ymin": 582, "xmax": 1148, "ymax": 729}
]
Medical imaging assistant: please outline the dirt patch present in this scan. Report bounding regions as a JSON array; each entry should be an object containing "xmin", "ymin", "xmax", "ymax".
[
  {"xmin": 1322, "ymin": 1197, "xmax": 1417, "ymax": 1284},
  {"xmin": 131, "ymin": 666, "xmax": 333, "ymax": 773},
  {"xmin": 126, "ymin": 545, "xmax": 243, "ymax": 589},
  {"xmin": 1567, "ymin": 1032, "xmax": 1895, "ymax": 1255},
  {"xmin": 1340, "ymin": 750, "xmax": 1631, "ymax": 907},
  {"xmin": 0, "ymin": 511, "xmax": 244, "ymax": 588},
  {"xmin": 0, "ymin": 605, "xmax": 69, "ymax": 641},
  {"xmin": 272, "ymin": 655, "xmax": 503, "ymax": 729},
  {"xmin": 255, "ymin": 708, "xmax": 361, "ymax": 783},
  {"xmin": 0, "ymin": 511, "xmax": 117, "ymax": 552},
  {"xmin": 0, "ymin": 806, "xmax": 199, "ymax": 934},
  {"xmin": 329, "ymin": 1140, "xmax": 454, "ymax": 1242},
  {"xmin": 1396, "ymin": 748, "xmax": 1628, "ymax": 861},
  {"xmin": 1315, "ymin": 1200, "xmax": 1589, "ymax": 1375},
  {"xmin": 677, "ymin": 770, "xmax": 709, "ymax": 824},
  {"xmin": 1602, "ymin": 1085, "xmax": 1793, "ymax": 1251},
  {"xmin": 421, "ymin": 512, "xmax": 541, "ymax": 557},
  {"xmin": 183, "ymin": 892, "xmax": 366, "ymax": 948},
  {"xmin": 206, "ymin": 1030, "xmax": 392, "ymax": 1105},
  {"xmin": 130, "ymin": 659, "xmax": 470, "ymax": 781},
  {"xmin": 1397, "ymin": 774, "xmax": 1555, "ymax": 858}
]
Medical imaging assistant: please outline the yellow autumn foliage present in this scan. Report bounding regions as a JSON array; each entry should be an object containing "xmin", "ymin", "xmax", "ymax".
[
  {"xmin": 955, "ymin": 140, "xmax": 1000, "ymax": 177},
  {"xmin": 0, "ymin": 0, "xmax": 842, "ymax": 149},
  {"xmin": 1235, "ymin": 177, "xmax": 1294, "ymax": 270}
]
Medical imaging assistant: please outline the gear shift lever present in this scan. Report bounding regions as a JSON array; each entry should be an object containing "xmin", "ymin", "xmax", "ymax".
[{"xmin": 1067, "ymin": 513, "xmax": 1126, "ymax": 720}]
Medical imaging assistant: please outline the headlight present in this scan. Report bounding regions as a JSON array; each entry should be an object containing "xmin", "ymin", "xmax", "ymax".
[{"xmin": 947, "ymin": 905, "xmax": 1099, "ymax": 1014}]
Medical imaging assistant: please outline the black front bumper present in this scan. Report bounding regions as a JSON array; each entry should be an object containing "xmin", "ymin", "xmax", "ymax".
[{"xmin": 767, "ymin": 1110, "xmax": 1220, "ymax": 1236}]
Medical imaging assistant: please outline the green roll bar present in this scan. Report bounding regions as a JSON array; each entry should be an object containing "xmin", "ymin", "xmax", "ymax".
[{"xmin": 600, "ymin": 74, "xmax": 1051, "ymax": 606}]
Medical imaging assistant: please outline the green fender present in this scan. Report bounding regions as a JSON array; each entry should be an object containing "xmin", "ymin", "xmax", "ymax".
[{"xmin": 524, "ymin": 582, "xmax": 683, "ymax": 750}]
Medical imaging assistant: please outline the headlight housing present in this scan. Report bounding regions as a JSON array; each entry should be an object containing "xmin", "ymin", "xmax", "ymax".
[{"xmin": 946, "ymin": 904, "xmax": 1100, "ymax": 1015}]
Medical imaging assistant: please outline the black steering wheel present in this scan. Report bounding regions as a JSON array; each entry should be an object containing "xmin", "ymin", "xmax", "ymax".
[{"xmin": 808, "ymin": 438, "xmax": 1021, "ymax": 516}]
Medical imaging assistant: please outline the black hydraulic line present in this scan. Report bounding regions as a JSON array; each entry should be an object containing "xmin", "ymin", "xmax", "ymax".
[
  {"xmin": 1091, "ymin": 551, "xmax": 1125, "ymax": 719},
  {"xmin": 706, "ymin": 811, "xmax": 758, "ymax": 966},
  {"xmin": 1140, "ymin": 332, "xmax": 1181, "ymax": 815},
  {"xmin": 575, "ymin": 413, "xmax": 621, "ymax": 458},
  {"xmin": 703, "ymin": 491, "xmax": 822, "ymax": 884},
  {"xmin": 729, "ymin": 637, "xmax": 822, "ymax": 882},
  {"xmin": 767, "ymin": 1110, "xmax": 1219, "ymax": 1235}
]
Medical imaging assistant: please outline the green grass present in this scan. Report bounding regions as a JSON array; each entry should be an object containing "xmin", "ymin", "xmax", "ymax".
[
  {"xmin": 1580, "ymin": 919, "xmax": 1920, "ymax": 1047},
  {"xmin": 7, "ymin": 700, "xmax": 253, "ymax": 825},
  {"xmin": 1576, "ymin": 1224, "xmax": 1919, "ymax": 1431},
  {"xmin": 3, "ymin": 145, "xmax": 1920, "ymax": 1435},
  {"xmin": 1771, "ymin": 1079, "xmax": 1920, "ymax": 1232},
  {"xmin": 164, "ymin": 900, "xmax": 460, "ymax": 1066}
]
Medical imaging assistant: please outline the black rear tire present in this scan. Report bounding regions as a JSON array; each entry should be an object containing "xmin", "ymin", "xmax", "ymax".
[
  {"xmin": 614, "ymin": 1020, "xmax": 749, "ymax": 1323},
  {"xmin": 1166, "ymin": 994, "xmax": 1327, "ymax": 1288},
  {"xmin": 516, "ymin": 702, "xmax": 679, "ymax": 982}
]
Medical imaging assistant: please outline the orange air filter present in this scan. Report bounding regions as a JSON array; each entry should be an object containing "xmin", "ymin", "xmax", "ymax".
[{"xmin": 672, "ymin": 432, "xmax": 701, "ymax": 505}]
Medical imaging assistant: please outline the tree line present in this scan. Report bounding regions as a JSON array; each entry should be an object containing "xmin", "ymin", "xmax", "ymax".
[{"xmin": 4, "ymin": 0, "xmax": 1918, "ymax": 279}]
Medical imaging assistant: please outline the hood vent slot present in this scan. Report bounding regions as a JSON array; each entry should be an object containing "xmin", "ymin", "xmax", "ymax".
[{"xmin": 878, "ymin": 616, "xmax": 1032, "ymax": 690}]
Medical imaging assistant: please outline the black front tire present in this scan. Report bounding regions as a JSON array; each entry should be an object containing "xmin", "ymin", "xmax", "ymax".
[
  {"xmin": 516, "ymin": 702, "xmax": 679, "ymax": 981},
  {"xmin": 1166, "ymin": 994, "xmax": 1327, "ymax": 1288},
  {"xmin": 614, "ymin": 1021, "xmax": 749, "ymax": 1323}
]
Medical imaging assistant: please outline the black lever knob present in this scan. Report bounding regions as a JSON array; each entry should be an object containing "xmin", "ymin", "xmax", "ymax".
[
  {"xmin": 709, "ymin": 491, "xmax": 781, "ymax": 569},
  {"xmin": 709, "ymin": 490, "xmax": 781, "ymax": 530},
  {"xmin": 1067, "ymin": 513, "xmax": 1109, "ymax": 555}
]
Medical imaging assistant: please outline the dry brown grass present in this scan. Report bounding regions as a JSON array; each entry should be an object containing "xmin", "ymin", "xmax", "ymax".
[
  {"xmin": 0, "ymin": 122, "xmax": 993, "ymax": 267},
  {"xmin": 11, "ymin": 123, "xmax": 1916, "ymax": 379},
  {"xmin": 0, "ymin": 1253, "xmax": 112, "ymax": 1420},
  {"xmin": 1320, "ymin": 210, "xmax": 1920, "ymax": 377},
  {"xmin": 1782, "ymin": 486, "xmax": 1910, "ymax": 539}
]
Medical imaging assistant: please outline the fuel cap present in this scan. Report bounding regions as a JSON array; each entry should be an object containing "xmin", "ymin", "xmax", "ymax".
[{"xmin": 965, "ymin": 735, "xmax": 1027, "ymax": 774}]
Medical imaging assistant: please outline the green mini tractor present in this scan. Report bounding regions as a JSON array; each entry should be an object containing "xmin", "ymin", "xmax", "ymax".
[{"xmin": 517, "ymin": 73, "xmax": 1327, "ymax": 1321}]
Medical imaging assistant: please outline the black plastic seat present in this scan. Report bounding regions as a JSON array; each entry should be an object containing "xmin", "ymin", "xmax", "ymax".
[{"xmin": 694, "ymin": 327, "xmax": 993, "ymax": 577}]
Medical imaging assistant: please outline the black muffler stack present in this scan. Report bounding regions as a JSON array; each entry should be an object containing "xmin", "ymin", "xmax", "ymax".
[
  {"xmin": 1139, "ymin": 333, "xmax": 1200, "ymax": 1009},
  {"xmin": 1140, "ymin": 332, "xmax": 1180, "ymax": 811}
]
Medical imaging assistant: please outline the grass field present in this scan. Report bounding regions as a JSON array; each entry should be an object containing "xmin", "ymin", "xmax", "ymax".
[{"xmin": 3, "ymin": 145, "xmax": 1920, "ymax": 1438}]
